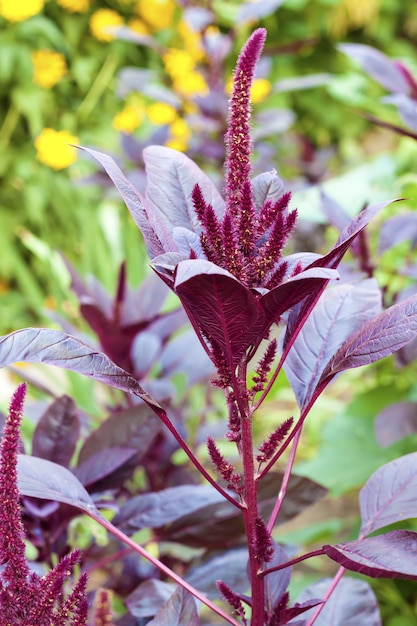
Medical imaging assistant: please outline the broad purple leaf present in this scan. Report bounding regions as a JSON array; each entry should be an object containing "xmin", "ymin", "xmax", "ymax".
[
  {"xmin": 338, "ymin": 43, "xmax": 410, "ymax": 94},
  {"xmin": 320, "ymin": 294, "xmax": 417, "ymax": 382},
  {"xmin": 126, "ymin": 580, "xmax": 176, "ymax": 619},
  {"xmin": 113, "ymin": 485, "xmax": 224, "ymax": 535},
  {"xmin": 31, "ymin": 395, "xmax": 79, "ymax": 467},
  {"xmin": 143, "ymin": 145, "xmax": 225, "ymax": 230},
  {"xmin": 280, "ymin": 599, "xmax": 324, "ymax": 623},
  {"xmin": 73, "ymin": 447, "xmax": 138, "ymax": 486},
  {"xmin": 146, "ymin": 586, "xmax": 200, "ymax": 626},
  {"xmin": 160, "ymin": 329, "xmax": 214, "ymax": 385},
  {"xmin": 295, "ymin": 577, "xmax": 381, "ymax": 626},
  {"xmin": 375, "ymin": 401, "xmax": 417, "ymax": 447},
  {"xmin": 186, "ymin": 549, "xmax": 249, "ymax": 599},
  {"xmin": 252, "ymin": 170, "xmax": 284, "ymax": 209},
  {"xmin": 161, "ymin": 473, "xmax": 326, "ymax": 548},
  {"xmin": 260, "ymin": 267, "xmax": 338, "ymax": 327},
  {"xmin": 0, "ymin": 327, "xmax": 149, "ymax": 398},
  {"xmin": 378, "ymin": 212, "xmax": 417, "ymax": 253},
  {"xmin": 237, "ymin": 0, "xmax": 285, "ymax": 22},
  {"xmin": 175, "ymin": 260, "xmax": 265, "ymax": 367},
  {"xmin": 131, "ymin": 332, "xmax": 161, "ymax": 378},
  {"xmin": 264, "ymin": 544, "xmax": 292, "ymax": 613},
  {"xmin": 78, "ymin": 405, "xmax": 161, "ymax": 466},
  {"xmin": 78, "ymin": 146, "xmax": 165, "ymax": 258},
  {"xmin": 359, "ymin": 451, "xmax": 417, "ymax": 536},
  {"xmin": 324, "ymin": 530, "xmax": 417, "ymax": 580},
  {"xmin": 311, "ymin": 199, "xmax": 397, "ymax": 271},
  {"xmin": 284, "ymin": 280, "xmax": 381, "ymax": 408},
  {"xmin": 384, "ymin": 93, "xmax": 417, "ymax": 132},
  {"xmin": 17, "ymin": 454, "xmax": 97, "ymax": 515}
]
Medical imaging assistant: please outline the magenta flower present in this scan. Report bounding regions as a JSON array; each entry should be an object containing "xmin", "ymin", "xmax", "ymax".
[{"xmin": 82, "ymin": 29, "xmax": 384, "ymax": 376}]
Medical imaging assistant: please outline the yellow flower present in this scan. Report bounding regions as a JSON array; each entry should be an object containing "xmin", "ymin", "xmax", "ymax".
[
  {"xmin": 113, "ymin": 104, "xmax": 144, "ymax": 133},
  {"xmin": 163, "ymin": 48, "xmax": 196, "ymax": 80},
  {"xmin": 32, "ymin": 50, "xmax": 67, "ymax": 88},
  {"xmin": 56, "ymin": 0, "xmax": 91, "ymax": 12},
  {"xmin": 90, "ymin": 9, "xmax": 124, "ymax": 42},
  {"xmin": 166, "ymin": 117, "xmax": 191, "ymax": 151},
  {"xmin": 127, "ymin": 17, "xmax": 149, "ymax": 36},
  {"xmin": 250, "ymin": 78, "xmax": 271, "ymax": 103},
  {"xmin": 0, "ymin": 0, "xmax": 44, "ymax": 21},
  {"xmin": 172, "ymin": 71, "xmax": 208, "ymax": 98},
  {"xmin": 329, "ymin": 0, "xmax": 379, "ymax": 36},
  {"xmin": 35, "ymin": 129, "xmax": 79, "ymax": 170},
  {"xmin": 135, "ymin": 0, "xmax": 176, "ymax": 31},
  {"xmin": 147, "ymin": 102, "xmax": 178, "ymax": 125},
  {"xmin": 178, "ymin": 19, "xmax": 205, "ymax": 63}
]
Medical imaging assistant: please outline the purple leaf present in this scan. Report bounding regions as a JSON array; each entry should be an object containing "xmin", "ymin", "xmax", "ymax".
[
  {"xmin": 146, "ymin": 586, "xmax": 200, "ymax": 626},
  {"xmin": 264, "ymin": 544, "xmax": 292, "ymax": 612},
  {"xmin": 78, "ymin": 405, "xmax": 161, "ymax": 467},
  {"xmin": 78, "ymin": 146, "xmax": 165, "ymax": 258},
  {"xmin": 0, "ymin": 327, "xmax": 148, "ymax": 397},
  {"xmin": 73, "ymin": 447, "xmax": 138, "ymax": 487},
  {"xmin": 359, "ymin": 451, "xmax": 417, "ymax": 536},
  {"xmin": 31, "ymin": 395, "xmax": 79, "ymax": 467},
  {"xmin": 175, "ymin": 260, "xmax": 265, "ymax": 367},
  {"xmin": 384, "ymin": 93, "xmax": 417, "ymax": 132},
  {"xmin": 143, "ymin": 145, "xmax": 224, "ymax": 230},
  {"xmin": 324, "ymin": 530, "xmax": 417, "ymax": 580},
  {"xmin": 160, "ymin": 329, "xmax": 214, "ymax": 385},
  {"xmin": 126, "ymin": 580, "xmax": 176, "ymax": 619},
  {"xmin": 112, "ymin": 485, "xmax": 224, "ymax": 534},
  {"xmin": 375, "ymin": 401, "xmax": 417, "ymax": 446},
  {"xmin": 320, "ymin": 294, "xmax": 417, "ymax": 381},
  {"xmin": 338, "ymin": 43, "xmax": 410, "ymax": 94},
  {"xmin": 378, "ymin": 212, "xmax": 417, "ymax": 253},
  {"xmin": 280, "ymin": 599, "xmax": 324, "ymax": 623},
  {"xmin": 295, "ymin": 577, "xmax": 381, "ymax": 626},
  {"xmin": 131, "ymin": 332, "xmax": 162, "ymax": 378},
  {"xmin": 312, "ymin": 200, "xmax": 398, "ymax": 271},
  {"xmin": 185, "ymin": 549, "xmax": 249, "ymax": 599},
  {"xmin": 252, "ymin": 170, "xmax": 284, "ymax": 209},
  {"xmin": 17, "ymin": 454, "xmax": 97, "ymax": 515},
  {"xmin": 237, "ymin": 0, "xmax": 285, "ymax": 22},
  {"xmin": 284, "ymin": 280, "xmax": 381, "ymax": 408},
  {"xmin": 260, "ymin": 267, "xmax": 338, "ymax": 326}
]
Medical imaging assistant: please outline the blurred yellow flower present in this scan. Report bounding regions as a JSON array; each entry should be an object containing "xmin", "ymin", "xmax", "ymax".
[
  {"xmin": 147, "ymin": 102, "xmax": 178, "ymax": 125},
  {"xmin": 178, "ymin": 20, "xmax": 205, "ymax": 63},
  {"xmin": 173, "ymin": 71, "xmax": 208, "ymax": 98},
  {"xmin": 163, "ymin": 48, "xmax": 196, "ymax": 79},
  {"xmin": 113, "ymin": 104, "xmax": 144, "ymax": 133},
  {"xmin": 90, "ymin": 9, "xmax": 124, "ymax": 42},
  {"xmin": 166, "ymin": 117, "xmax": 191, "ymax": 151},
  {"xmin": 330, "ymin": 0, "xmax": 379, "ymax": 36},
  {"xmin": 56, "ymin": 0, "xmax": 91, "ymax": 12},
  {"xmin": 135, "ymin": 0, "xmax": 176, "ymax": 31},
  {"xmin": 32, "ymin": 50, "xmax": 67, "ymax": 88},
  {"xmin": 0, "ymin": 0, "xmax": 44, "ymax": 21},
  {"xmin": 35, "ymin": 129, "xmax": 79, "ymax": 170},
  {"xmin": 127, "ymin": 17, "xmax": 149, "ymax": 36},
  {"xmin": 250, "ymin": 78, "xmax": 271, "ymax": 103}
]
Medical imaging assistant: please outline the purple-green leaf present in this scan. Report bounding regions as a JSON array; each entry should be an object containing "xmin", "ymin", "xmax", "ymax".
[
  {"xmin": 375, "ymin": 401, "xmax": 417, "ymax": 447},
  {"xmin": 320, "ymin": 294, "xmax": 417, "ymax": 382},
  {"xmin": 284, "ymin": 280, "xmax": 381, "ymax": 408},
  {"xmin": 359, "ymin": 452, "xmax": 417, "ymax": 537},
  {"xmin": 324, "ymin": 531, "xmax": 417, "ymax": 580}
]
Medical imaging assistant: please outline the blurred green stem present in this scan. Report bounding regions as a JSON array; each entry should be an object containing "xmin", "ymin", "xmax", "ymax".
[
  {"xmin": 77, "ymin": 52, "xmax": 119, "ymax": 122},
  {"xmin": 0, "ymin": 103, "xmax": 19, "ymax": 148}
]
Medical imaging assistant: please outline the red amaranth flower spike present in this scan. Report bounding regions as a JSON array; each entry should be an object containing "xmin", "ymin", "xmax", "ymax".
[
  {"xmin": 256, "ymin": 418, "xmax": 294, "ymax": 465},
  {"xmin": 216, "ymin": 580, "xmax": 247, "ymax": 623},
  {"xmin": 225, "ymin": 28, "xmax": 266, "ymax": 218},
  {"xmin": 253, "ymin": 516, "xmax": 274, "ymax": 564}
]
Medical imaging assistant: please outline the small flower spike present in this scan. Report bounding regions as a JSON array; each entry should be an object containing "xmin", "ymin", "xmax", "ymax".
[
  {"xmin": 216, "ymin": 580, "xmax": 247, "ymax": 623},
  {"xmin": 253, "ymin": 516, "xmax": 274, "ymax": 564}
]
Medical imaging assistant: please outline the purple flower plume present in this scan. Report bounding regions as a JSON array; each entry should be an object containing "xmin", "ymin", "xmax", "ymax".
[{"xmin": 0, "ymin": 384, "xmax": 88, "ymax": 625}]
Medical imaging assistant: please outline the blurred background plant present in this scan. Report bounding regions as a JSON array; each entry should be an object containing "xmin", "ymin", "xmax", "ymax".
[{"xmin": 2, "ymin": 0, "xmax": 417, "ymax": 623}]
